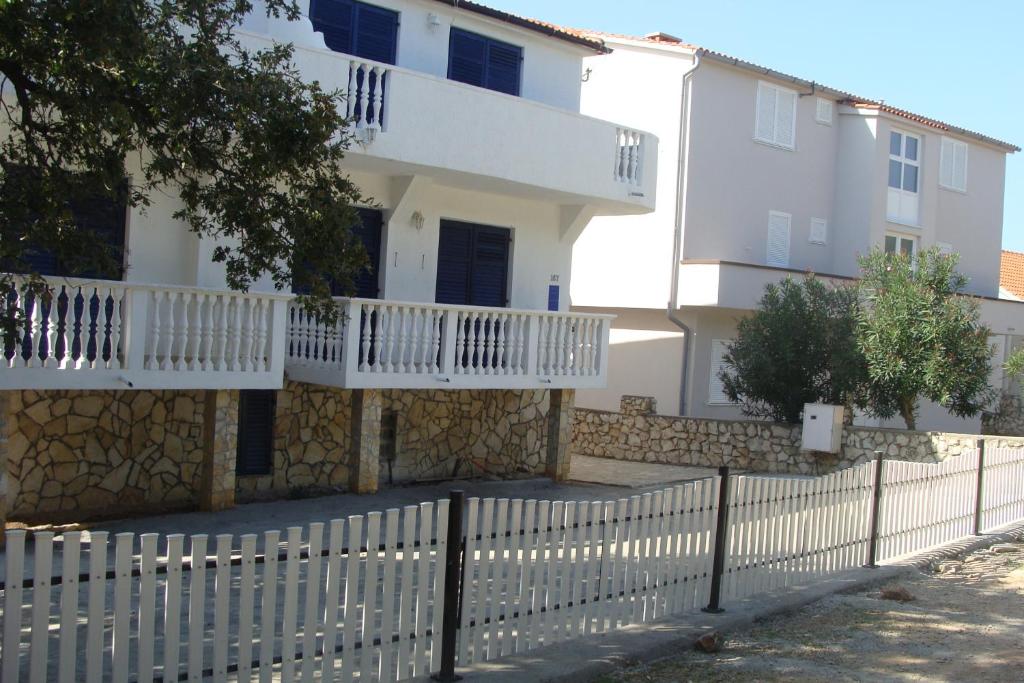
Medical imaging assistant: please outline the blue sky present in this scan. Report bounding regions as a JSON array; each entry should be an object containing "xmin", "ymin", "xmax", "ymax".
[{"xmin": 488, "ymin": 0, "xmax": 1024, "ymax": 251}]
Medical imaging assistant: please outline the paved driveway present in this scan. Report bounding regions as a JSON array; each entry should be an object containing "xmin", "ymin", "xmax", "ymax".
[{"xmin": 569, "ymin": 455, "xmax": 717, "ymax": 488}]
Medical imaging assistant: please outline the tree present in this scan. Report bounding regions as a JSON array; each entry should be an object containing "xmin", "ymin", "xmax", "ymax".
[
  {"xmin": 720, "ymin": 275, "xmax": 865, "ymax": 424},
  {"xmin": 855, "ymin": 248, "xmax": 994, "ymax": 430},
  {"xmin": 1, "ymin": 0, "xmax": 368, "ymax": 332}
]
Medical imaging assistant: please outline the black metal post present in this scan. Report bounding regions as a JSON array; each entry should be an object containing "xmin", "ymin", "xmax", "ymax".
[
  {"xmin": 974, "ymin": 439, "xmax": 986, "ymax": 536},
  {"xmin": 864, "ymin": 451, "xmax": 885, "ymax": 568},
  {"xmin": 433, "ymin": 490, "xmax": 464, "ymax": 682},
  {"xmin": 702, "ymin": 466, "xmax": 731, "ymax": 614}
]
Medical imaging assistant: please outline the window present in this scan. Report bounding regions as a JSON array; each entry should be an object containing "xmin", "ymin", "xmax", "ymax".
[
  {"xmin": 940, "ymin": 137, "xmax": 968, "ymax": 192},
  {"xmin": 236, "ymin": 390, "xmax": 276, "ymax": 476},
  {"xmin": 887, "ymin": 130, "xmax": 921, "ymax": 225},
  {"xmin": 436, "ymin": 220, "xmax": 511, "ymax": 307},
  {"xmin": 292, "ymin": 207, "xmax": 382, "ymax": 299},
  {"xmin": 754, "ymin": 81, "xmax": 797, "ymax": 149},
  {"xmin": 884, "ymin": 233, "xmax": 917, "ymax": 259},
  {"xmin": 767, "ymin": 211, "xmax": 792, "ymax": 267},
  {"xmin": 815, "ymin": 97, "xmax": 833, "ymax": 125},
  {"xmin": 809, "ymin": 217, "xmax": 828, "ymax": 245},
  {"xmin": 708, "ymin": 339, "xmax": 734, "ymax": 404},
  {"xmin": 310, "ymin": 0, "xmax": 399, "ymax": 64},
  {"xmin": 448, "ymin": 28, "xmax": 523, "ymax": 96}
]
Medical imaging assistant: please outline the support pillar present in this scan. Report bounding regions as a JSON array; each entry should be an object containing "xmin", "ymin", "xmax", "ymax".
[
  {"xmin": 349, "ymin": 389, "xmax": 382, "ymax": 494},
  {"xmin": 545, "ymin": 388, "xmax": 575, "ymax": 482},
  {"xmin": 199, "ymin": 389, "xmax": 239, "ymax": 512},
  {"xmin": 0, "ymin": 391, "xmax": 10, "ymax": 548}
]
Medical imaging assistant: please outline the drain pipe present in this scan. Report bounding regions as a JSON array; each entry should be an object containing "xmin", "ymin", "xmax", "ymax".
[{"xmin": 667, "ymin": 51, "xmax": 701, "ymax": 416}]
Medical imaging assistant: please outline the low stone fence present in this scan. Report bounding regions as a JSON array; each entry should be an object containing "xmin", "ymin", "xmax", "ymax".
[{"xmin": 573, "ymin": 395, "xmax": 1024, "ymax": 475}]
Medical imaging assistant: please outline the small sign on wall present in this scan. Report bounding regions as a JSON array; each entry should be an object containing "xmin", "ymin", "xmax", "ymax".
[{"xmin": 548, "ymin": 285, "xmax": 560, "ymax": 311}]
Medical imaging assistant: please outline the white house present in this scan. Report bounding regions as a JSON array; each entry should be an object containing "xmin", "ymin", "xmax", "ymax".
[
  {"xmin": 570, "ymin": 31, "xmax": 1020, "ymax": 433},
  {"xmin": 0, "ymin": 1, "xmax": 657, "ymax": 528}
]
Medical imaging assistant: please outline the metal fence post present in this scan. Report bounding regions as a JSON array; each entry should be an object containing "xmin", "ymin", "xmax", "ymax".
[
  {"xmin": 864, "ymin": 451, "xmax": 885, "ymax": 568},
  {"xmin": 433, "ymin": 490, "xmax": 464, "ymax": 682},
  {"xmin": 974, "ymin": 439, "xmax": 986, "ymax": 536},
  {"xmin": 702, "ymin": 466, "xmax": 731, "ymax": 614}
]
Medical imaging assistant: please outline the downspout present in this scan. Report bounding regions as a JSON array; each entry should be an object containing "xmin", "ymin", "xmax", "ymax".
[{"xmin": 667, "ymin": 51, "xmax": 701, "ymax": 416}]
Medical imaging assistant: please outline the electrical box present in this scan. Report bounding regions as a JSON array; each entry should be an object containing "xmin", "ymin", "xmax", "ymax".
[{"xmin": 801, "ymin": 403, "xmax": 845, "ymax": 453}]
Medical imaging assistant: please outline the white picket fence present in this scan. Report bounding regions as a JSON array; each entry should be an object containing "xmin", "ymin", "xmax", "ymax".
[{"xmin": 2, "ymin": 448, "xmax": 1023, "ymax": 682}]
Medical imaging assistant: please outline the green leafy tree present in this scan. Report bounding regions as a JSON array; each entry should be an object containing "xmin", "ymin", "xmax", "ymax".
[
  {"xmin": 1004, "ymin": 346, "xmax": 1024, "ymax": 379},
  {"xmin": 855, "ymin": 248, "xmax": 994, "ymax": 430},
  {"xmin": 1, "ymin": 0, "xmax": 368, "ymax": 332},
  {"xmin": 720, "ymin": 275, "xmax": 865, "ymax": 424}
]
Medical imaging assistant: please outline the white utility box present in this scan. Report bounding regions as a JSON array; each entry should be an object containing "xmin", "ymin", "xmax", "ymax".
[{"xmin": 801, "ymin": 403, "xmax": 845, "ymax": 453}]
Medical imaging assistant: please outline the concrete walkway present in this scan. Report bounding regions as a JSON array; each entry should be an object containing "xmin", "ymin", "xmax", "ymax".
[{"xmin": 568, "ymin": 455, "xmax": 717, "ymax": 488}]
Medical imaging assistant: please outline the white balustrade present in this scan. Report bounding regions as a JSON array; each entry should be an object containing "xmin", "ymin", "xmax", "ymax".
[
  {"xmin": 284, "ymin": 298, "xmax": 611, "ymax": 389},
  {"xmin": 346, "ymin": 60, "xmax": 390, "ymax": 131},
  {"xmin": 1, "ymin": 276, "xmax": 285, "ymax": 389},
  {"xmin": 614, "ymin": 128, "xmax": 644, "ymax": 185}
]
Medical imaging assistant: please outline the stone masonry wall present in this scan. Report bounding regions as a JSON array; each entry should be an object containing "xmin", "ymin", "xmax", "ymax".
[
  {"xmin": 237, "ymin": 383, "xmax": 550, "ymax": 500},
  {"xmin": 573, "ymin": 396, "xmax": 1024, "ymax": 475},
  {"xmin": 982, "ymin": 393, "xmax": 1024, "ymax": 437},
  {"xmin": 7, "ymin": 389, "xmax": 208, "ymax": 521}
]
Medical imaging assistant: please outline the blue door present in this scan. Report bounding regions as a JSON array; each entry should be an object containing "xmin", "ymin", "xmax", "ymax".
[
  {"xmin": 292, "ymin": 207, "xmax": 382, "ymax": 299},
  {"xmin": 436, "ymin": 220, "xmax": 510, "ymax": 307}
]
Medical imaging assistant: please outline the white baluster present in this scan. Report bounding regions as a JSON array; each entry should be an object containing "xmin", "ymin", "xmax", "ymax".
[
  {"xmin": 28, "ymin": 291, "xmax": 43, "ymax": 367},
  {"xmin": 357, "ymin": 63, "xmax": 370, "ymax": 128},
  {"xmin": 215, "ymin": 295, "xmax": 229, "ymax": 372},
  {"xmin": 185, "ymin": 293, "xmax": 199, "ymax": 371},
  {"xmin": 229, "ymin": 296, "xmax": 243, "ymax": 371},
  {"xmin": 161, "ymin": 291, "xmax": 175, "ymax": 371},
  {"xmin": 507, "ymin": 315, "xmax": 520, "ymax": 375},
  {"xmin": 10, "ymin": 287, "xmax": 25, "ymax": 368},
  {"xmin": 254, "ymin": 300, "xmax": 268, "ymax": 372},
  {"xmin": 570, "ymin": 318, "xmax": 580, "ymax": 375},
  {"xmin": 347, "ymin": 61, "xmax": 358, "ymax": 120},
  {"xmin": 173, "ymin": 292, "xmax": 188, "ymax": 371},
  {"xmin": 72, "ymin": 287, "xmax": 89, "ymax": 370},
  {"xmin": 145, "ymin": 291, "xmax": 159, "ymax": 370},
  {"xmin": 627, "ymin": 131, "xmax": 640, "ymax": 184},
  {"xmin": 535, "ymin": 316, "xmax": 547, "ymax": 376},
  {"xmin": 57, "ymin": 287, "xmax": 72, "ymax": 369},
  {"xmin": 359, "ymin": 304, "xmax": 372, "ymax": 372},
  {"xmin": 473, "ymin": 312, "xmax": 486, "ymax": 375},
  {"xmin": 241, "ymin": 300, "xmax": 255, "ymax": 373},
  {"xmin": 454, "ymin": 311, "xmax": 467, "ymax": 375},
  {"xmin": 43, "ymin": 290, "xmax": 57, "ymax": 369},
  {"xmin": 408, "ymin": 308, "xmax": 420, "ymax": 373},
  {"xmin": 616, "ymin": 129, "xmax": 627, "ymax": 181},
  {"xmin": 108, "ymin": 288, "xmax": 123, "ymax": 371},
  {"xmin": 370, "ymin": 66, "xmax": 385, "ymax": 131},
  {"xmin": 430, "ymin": 310, "xmax": 442, "ymax": 373},
  {"xmin": 382, "ymin": 305, "xmax": 396, "ymax": 373},
  {"xmin": 496, "ymin": 313, "xmax": 507, "ymax": 375},
  {"xmin": 200, "ymin": 294, "xmax": 214, "ymax": 371}
]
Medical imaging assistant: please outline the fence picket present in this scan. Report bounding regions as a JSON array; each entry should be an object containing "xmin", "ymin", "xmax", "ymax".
[
  {"xmin": 361, "ymin": 513, "xmax": 382, "ymax": 680},
  {"xmin": 458, "ymin": 498, "xmax": 479, "ymax": 663},
  {"xmin": 502, "ymin": 498, "xmax": 523, "ymax": 655},
  {"xmin": 529, "ymin": 500, "xmax": 550, "ymax": 651},
  {"xmin": 342, "ymin": 516, "xmax": 364, "ymax": 681},
  {"xmin": 487, "ymin": 499, "xmax": 508, "ymax": 657},
  {"xmin": 473, "ymin": 498, "xmax": 494, "ymax": 661},
  {"xmin": 30, "ymin": 532, "xmax": 54, "ymax": 682},
  {"xmin": 415, "ymin": 502, "xmax": 434, "ymax": 674},
  {"xmin": 280, "ymin": 527, "xmax": 302, "ymax": 683},
  {"xmin": 57, "ymin": 531, "xmax": 82, "ymax": 683},
  {"xmin": 2, "ymin": 529, "xmax": 26, "ymax": 683},
  {"xmin": 237, "ymin": 534, "xmax": 258, "ymax": 683},
  {"xmin": 187, "ymin": 534, "xmax": 208, "ymax": 683},
  {"xmin": 583, "ymin": 500, "xmax": 604, "ymax": 634},
  {"xmin": 112, "ymin": 533, "xmax": 133, "ymax": 683},
  {"xmin": 430, "ymin": 500, "xmax": 450, "ymax": 673},
  {"xmin": 543, "ymin": 501, "xmax": 563, "ymax": 644},
  {"xmin": 379, "ymin": 510, "xmax": 400, "ymax": 682},
  {"xmin": 258, "ymin": 530, "xmax": 281, "ymax": 683},
  {"xmin": 516, "ymin": 500, "xmax": 537, "ymax": 653},
  {"xmin": 300, "ymin": 523, "xmax": 323, "ymax": 683},
  {"xmin": 137, "ymin": 533, "xmax": 158, "ymax": 683}
]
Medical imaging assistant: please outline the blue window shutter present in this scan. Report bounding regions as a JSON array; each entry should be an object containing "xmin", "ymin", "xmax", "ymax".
[
  {"xmin": 310, "ymin": 0, "xmax": 355, "ymax": 54},
  {"xmin": 486, "ymin": 40, "xmax": 522, "ymax": 96},
  {"xmin": 436, "ymin": 222, "xmax": 473, "ymax": 305},
  {"xmin": 351, "ymin": 208, "xmax": 383, "ymax": 299},
  {"xmin": 13, "ymin": 194, "xmax": 125, "ymax": 280},
  {"xmin": 448, "ymin": 28, "xmax": 522, "ymax": 96},
  {"xmin": 236, "ymin": 390, "xmax": 276, "ymax": 476},
  {"xmin": 353, "ymin": 3, "xmax": 398, "ymax": 64},
  {"xmin": 436, "ymin": 220, "xmax": 510, "ymax": 307},
  {"xmin": 471, "ymin": 227, "xmax": 510, "ymax": 307},
  {"xmin": 448, "ymin": 28, "xmax": 488, "ymax": 89}
]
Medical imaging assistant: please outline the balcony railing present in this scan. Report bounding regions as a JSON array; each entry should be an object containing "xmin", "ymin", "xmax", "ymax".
[
  {"xmin": 1, "ymin": 276, "xmax": 288, "ymax": 390},
  {"xmin": 285, "ymin": 298, "xmax": 612, "ymax": 390}
]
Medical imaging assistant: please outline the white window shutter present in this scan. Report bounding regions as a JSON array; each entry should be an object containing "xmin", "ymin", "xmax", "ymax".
[
  {"xmin": 775, "ymin": 89, "xmax": 796, "ymax": 147},
  {"xmin": 809, "ymin": 217, "xmax": 828, "ymax": 245},
  {"xmin": 767, "ymin": 211, "xmax": 791, "ymax": 266},
  {"xmin": 709, "ymin": 339, "xmax": 732, "ymax": 404},
  {"xmin": 954, "ymin": 141, "xmax": 968, "ymax": 191},
  {"xmin": 755, "ymin": 83, "xmax": 777, "ymax": 143},
  {"xmin": 940, "ymin": 138, "xmax": 955, "ymax": 187},
  {"xmin": 815, "ymin": 97, "xmax": 833, "ymax": 124}
]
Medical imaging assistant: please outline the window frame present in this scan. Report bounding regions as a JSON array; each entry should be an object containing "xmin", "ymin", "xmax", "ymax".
[
  {"xmin": 939, "ymin": 136, "xmax": 969, "ymax": 193},
  {"xmin": 766, "ymin": 209, "xmax": 792, "ymax": 267},
  {"xmin": 809, "ymin": 217, "xmax": 828, "ymax": 245},
  {"xmin": 814, "ymin": 97, "xmax": 833, "ymax": 125},
  {"xmin": 887, "ymin": 129, "xmax": 922, "ymax": 226},
  {"xmin": 446, "ymin": 26, "xmax": 524, "ymax": 97},
  {"xmin": 708, "ymin": 339, "xmax": 735, "ymax": 405},
  {"xmin": 754, "ymin": 81, "xmax": 798, "ymax": 151},
  {"xmin": 884, "ymin": 232, "xmax": 918, "ymax": 260}
]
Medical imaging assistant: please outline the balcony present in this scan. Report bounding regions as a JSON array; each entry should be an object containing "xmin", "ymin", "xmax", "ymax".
[
  {"xmin": 237, "ymin": 31, "xmax": 657, "ymax": 215},
  {"xmin": 285, "ymin": 298, "xmax": 613, "ymax": 390},
  {"xmin": 1, "ymin": 277, "xmax": 289, "ymax": 390}
]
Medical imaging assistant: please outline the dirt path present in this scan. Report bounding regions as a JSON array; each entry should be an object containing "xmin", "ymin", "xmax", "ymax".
[{"xmin": 601, "ymin": 541, "xmax": 1024, "ymax": 683}]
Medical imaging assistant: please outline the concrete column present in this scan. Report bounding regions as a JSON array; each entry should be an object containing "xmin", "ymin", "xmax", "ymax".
[
  {"xmin": 545, "ymin": 389, "xmax": 575, "ymax": 483},
  {"xmin": 349, "ymin": 388, "xmax": 382, "ymax": 494},
  {"xmin": 0, "ymin": 391, "xmax": 10, "ymax": 547},
  {"xmin": 199, "ymin": 389, "xmax": 239, "ymax": 512}
]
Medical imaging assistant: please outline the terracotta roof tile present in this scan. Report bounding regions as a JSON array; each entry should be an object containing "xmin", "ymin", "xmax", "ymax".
[{"xmin": 1000, "ymin": 250, "xmax": 1024, "ymax": 300}]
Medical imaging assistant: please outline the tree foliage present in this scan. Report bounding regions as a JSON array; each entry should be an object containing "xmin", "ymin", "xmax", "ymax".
[
  {"xmin": 855, "ymin": 248, "xmax": 994, "ymax": 430},
  {"xmin": 1, "ymin": 0, "xmax": 367, "ymax": 330},
  {"xmin": 719, "ymin": 275, "xmax": 865, "ymax": 424}
]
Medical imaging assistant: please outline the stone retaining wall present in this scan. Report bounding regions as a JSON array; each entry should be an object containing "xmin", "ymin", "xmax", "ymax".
[
  {"xmin": 982, "ymin": 393, "xmax": 1024, "ymax": 437},
  {"xmin": 573, "ymin": 395, "xmax": 1024, "ymax": 475}
]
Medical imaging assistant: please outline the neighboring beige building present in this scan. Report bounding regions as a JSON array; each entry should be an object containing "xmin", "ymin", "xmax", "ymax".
[{"xmin": 570, "ymin": 31, "xmax": 1021, "ymax": 432}]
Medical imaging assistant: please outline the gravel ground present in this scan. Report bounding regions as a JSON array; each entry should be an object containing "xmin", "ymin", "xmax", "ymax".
[{"xmin": 600, "ymin": 541, "xmax": 1024, "ymax": 683}]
